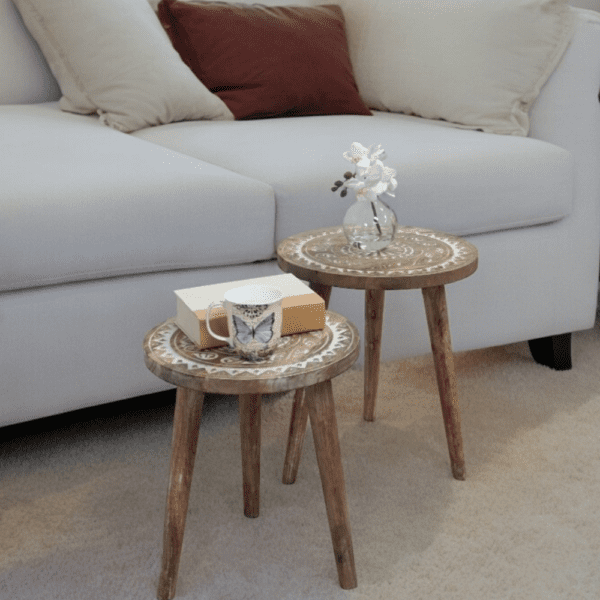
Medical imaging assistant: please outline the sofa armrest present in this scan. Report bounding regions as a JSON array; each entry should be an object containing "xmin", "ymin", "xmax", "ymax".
[{"xmin": 529, "ymin": 8, "xmax": 600, "ymax": 152}]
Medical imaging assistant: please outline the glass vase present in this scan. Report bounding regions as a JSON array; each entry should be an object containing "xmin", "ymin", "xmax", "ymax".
[{"xmin": 342, "ymin": 196, "xmax": 398, "ymax": 253}]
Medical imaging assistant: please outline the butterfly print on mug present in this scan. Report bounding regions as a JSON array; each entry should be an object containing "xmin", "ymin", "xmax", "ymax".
[{"xmin": 232, "ymin": 313, "xmax": 275, "ymax": 345}]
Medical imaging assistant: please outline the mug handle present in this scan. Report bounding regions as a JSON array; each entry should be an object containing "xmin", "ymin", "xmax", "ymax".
[{"xmin": 205, "ymin": 301, "xmax": 231, "ymax": 344}]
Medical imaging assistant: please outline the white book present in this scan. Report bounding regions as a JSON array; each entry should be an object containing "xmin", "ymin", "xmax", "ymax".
[{"xmin": 175, "ymin": 273, "xmax": 325, "ymax": 348}]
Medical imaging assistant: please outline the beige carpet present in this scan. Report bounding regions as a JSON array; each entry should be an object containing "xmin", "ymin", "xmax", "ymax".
[{"xmin": 2, "ymin": 323, "xmax": 600, "ymax": 600}]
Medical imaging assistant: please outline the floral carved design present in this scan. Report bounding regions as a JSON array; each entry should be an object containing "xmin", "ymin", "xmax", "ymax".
[
  {"xmin": 145, "ymin": 312, "xmax": 359, "ymax": 382},
  {"xmin": 278, "ymin": 226, "xmax": 477, "ymax": 279}
]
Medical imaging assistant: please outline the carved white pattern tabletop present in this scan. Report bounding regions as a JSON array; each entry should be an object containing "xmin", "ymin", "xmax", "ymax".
[
  {"xmin": 143, "ymin": 311, "xmax": 360, "ymax": 395},
  {"xmin": 145, "ymin": 315, "xmax": 361, "ymax": 597},
  {"xmin": 277, "ymin": 226, "xmax": 478, "ymax": 289},
  {"xmin": 276, "ymin": 225, "xmax": 479, "ymax": 480}
]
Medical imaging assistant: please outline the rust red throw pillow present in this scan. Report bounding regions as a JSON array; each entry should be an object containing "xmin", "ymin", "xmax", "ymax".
[{"xmin": 157, "ymin": 0, "xmax": 371, "ymax": 120}]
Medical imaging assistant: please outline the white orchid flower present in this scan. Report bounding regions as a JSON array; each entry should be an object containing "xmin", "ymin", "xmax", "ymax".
[
  {"xmin": 369, "ymin": 162, "xmax": 398, "ymax": 196},
  {"xmin": 334, "ymin": 142, "xmax": 397, "ymax": 201},
  {"xmin": 369, "ymin": 144, "xmax": 387, "ymax": 163},
  {"xmin": 343, "ymin": 142, "xmax": 371, "ymax": 165},
  {"xmin": 343, "ymin": 142, "xmax": 375, "ymax": 176},
  {"xmin": 345, "ymin": 179, "xmax": 379, "ymax": 202},
  {"xmin": 345, "ymin": 173, "xmax": 380, "ymax": 202}
]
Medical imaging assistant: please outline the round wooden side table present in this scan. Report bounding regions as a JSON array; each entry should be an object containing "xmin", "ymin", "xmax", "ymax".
[
  {"xmin": 143, "ymin": 311, "xmax": 360, "ymax": 599},
  {"xmin": 277, "ymin": 226, "xmax": 478, "ymax": 481}
]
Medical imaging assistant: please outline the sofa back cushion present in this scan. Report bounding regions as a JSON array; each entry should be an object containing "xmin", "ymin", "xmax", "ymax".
[
  {"xmin": 340, "ymin": 0, "xmax": 576, "ymax": 135},
  {"xmin": 10, "ymin": 0, "xmax": 234, "ymax": 131},
  {"xmin": 157, "ymin": 0, "xmax": 371, "ymax": 119},
  {"xmin": 5, "ymin": 0, "xmax": 574, "ymax": 136},
  {"xmin": 166, "ymin": 0, "xmax": 575, "ymax": 135},
  {"xmin": 0, "ymin": 0, "xmax": 60, "ymax": 104}
]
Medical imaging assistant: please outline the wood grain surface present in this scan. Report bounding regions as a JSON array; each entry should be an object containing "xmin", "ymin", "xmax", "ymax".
[{"xmin": 158, "ymin": 387, "xmax": 204, "ymax": 600}]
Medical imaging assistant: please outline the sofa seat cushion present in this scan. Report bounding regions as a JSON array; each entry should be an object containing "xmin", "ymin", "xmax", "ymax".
[
  {"xmin": 132, "ymin": 110, "xmax": 574, "ymax": 244},
  {"xmin": 0, "ymin": 103, "xmax": 275, "ymax": 293}
]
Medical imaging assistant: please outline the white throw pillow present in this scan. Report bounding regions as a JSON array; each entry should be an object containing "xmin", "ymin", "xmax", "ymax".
[
  {"xmin": 341, "ymin": 0, "xmax": 576, "ymax": 135},
  {"xmin": 11, "ymin": 0, "xmax": 233, "ymax": 132}
]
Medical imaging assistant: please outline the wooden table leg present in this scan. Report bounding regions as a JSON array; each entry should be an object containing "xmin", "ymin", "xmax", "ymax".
[
  {"xmin": 421, "ymin": 285, "xmax": 466, "ymax": 481},
  {"xmin": 281, "ymin": 282, "xmax": 331, "ymax": 485},
  {"xmin": 239, "ymin": 393, "xmax": 261, "ymax": 518},
  {"xmin": 306, "ymin": 380, "xmax": 357, "ymax": 590},
  {"xmin": 282, "ymin": 388, "xmax": 309, "ymax": 484},
  {"xmin": 309, "ymin": 281, "xmax": 332, "ymax": 309},
  {"xmin": 158, "ymin": 387, "xmax": 204, "ymax": 600},
  {"xmin": 364, "ymin": 288, "xmax": 385, "ymax": 422}
]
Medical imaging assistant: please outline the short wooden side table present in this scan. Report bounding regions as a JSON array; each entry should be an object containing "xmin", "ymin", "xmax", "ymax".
[
  {"xmin": 277, "ymin": 226, "xmax": 478, "ymax": 481},
  {"xmin": 143, "ymin": 311, "xmax": 360, "ymax": 599}
]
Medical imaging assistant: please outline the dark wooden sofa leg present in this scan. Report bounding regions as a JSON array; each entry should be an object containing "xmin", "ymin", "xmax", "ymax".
[{"xmin": 527, "ymin": 333, "xmax": 572, "ymax": 371}]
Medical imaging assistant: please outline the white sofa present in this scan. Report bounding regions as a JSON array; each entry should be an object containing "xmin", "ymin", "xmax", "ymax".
[{"xmin": 1, "ymin": 0, "xmax": 600, "ymax": 428}]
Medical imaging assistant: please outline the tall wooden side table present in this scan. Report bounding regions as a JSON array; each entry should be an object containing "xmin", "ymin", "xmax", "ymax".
[
  {"xmin": 143, "ymin": 311, "xmax": 360, "ymax": 599},
  {"xmin": 277, "ymin": 226, "xmax": 478, "ymax": 481}
]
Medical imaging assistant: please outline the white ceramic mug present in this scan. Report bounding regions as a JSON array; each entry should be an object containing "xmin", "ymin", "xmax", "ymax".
[{"xmin": 205, "ymin": 284, "xmax": 283, "ymax": 360}]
